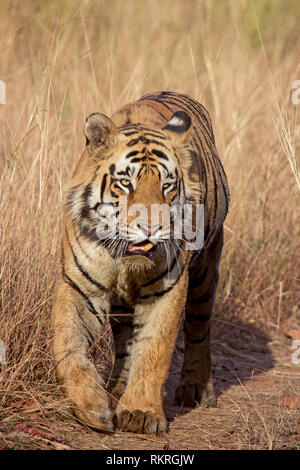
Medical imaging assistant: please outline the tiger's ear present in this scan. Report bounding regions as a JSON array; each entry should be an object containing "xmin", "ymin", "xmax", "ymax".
[
  {"xmin": 84, "ymin": 112, "xmax": 119, "ymax": 148},
  {"xmin": 162, "ymin": 111, "xmax": 192, "ymax": 143}
]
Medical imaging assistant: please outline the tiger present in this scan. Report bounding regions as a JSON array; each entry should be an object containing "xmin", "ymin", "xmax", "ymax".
[{"xmin": 51, "ymin": 91, "xmax": 229, "ymax": 435}]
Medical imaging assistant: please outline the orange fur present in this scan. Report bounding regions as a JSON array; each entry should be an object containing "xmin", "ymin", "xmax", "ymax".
[{"xmin": 51, "ymin": 91, "xmax": 229, "ymax": 434}]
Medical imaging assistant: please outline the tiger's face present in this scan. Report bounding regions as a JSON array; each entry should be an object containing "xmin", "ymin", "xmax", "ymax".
[{"xmin": 67, "ymin": 111, "xmax": 195, "ymax": 265}]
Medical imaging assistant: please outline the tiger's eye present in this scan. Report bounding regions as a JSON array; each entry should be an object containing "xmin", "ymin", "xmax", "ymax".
[
  {"xmin": 120, "ymin": 179, "xmax": 131, "ymax": 187},
  {"xmin": 162, "ymin": 183, "xmax": 171, "ymax": 190}
]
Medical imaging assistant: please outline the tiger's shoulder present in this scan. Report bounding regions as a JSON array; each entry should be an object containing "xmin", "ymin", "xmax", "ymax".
[{"xmin": 112, "ymin": 91, "xmax": 215, "ymax": 142}]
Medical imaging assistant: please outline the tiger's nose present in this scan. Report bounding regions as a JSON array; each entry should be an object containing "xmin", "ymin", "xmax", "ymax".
[{"xmin": 138, "ymin": 224, "xmax": 161, "ymax": 236}]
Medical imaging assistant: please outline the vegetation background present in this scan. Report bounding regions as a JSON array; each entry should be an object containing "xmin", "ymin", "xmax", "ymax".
[{"xmin": 0, "ymin": 0, "xmax": 299, "ymax": 449}]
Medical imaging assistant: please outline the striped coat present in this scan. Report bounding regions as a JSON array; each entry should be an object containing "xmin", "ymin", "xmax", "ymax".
[{"xmin": 51, "ymin": 91, "xmax": 229, "ymax": 434}]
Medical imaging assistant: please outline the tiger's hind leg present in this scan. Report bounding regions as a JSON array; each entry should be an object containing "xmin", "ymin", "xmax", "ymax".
[
  {"xmin": 52, "ymin": 279, "xmax": 113, "ymax": 431},
  {"xmin": 175, "ymin": 230, "xmax": 223, "ymax": 408},
  {"xmin": 175, "ymin": 301, "xmax": 216, "ymax": 408}
]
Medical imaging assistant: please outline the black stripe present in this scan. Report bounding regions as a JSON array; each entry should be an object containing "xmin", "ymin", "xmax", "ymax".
[
  {"xmin": 156, "ymin": 160, "xmax": 170, "ymax": 175},
  {"xmin": 196, "ymin": 123, "xmax": 229, "ymax": 216},
  {"xmin": 130, "ymin": 100, "xmax": 169, "ymax": 121},
  {"xmin": 139, "ymin": 260, "xmax": 186, "ymax": 299},
  {"xmin": 110, "ymin": 189, "xmax": 119, "ymax": 198},
  {"xmin": 65, "ymin": 184, "xmax": 81, "ymax": 209},
  {"xmin": 151, "ymin": 149, "xmax": 169, "ymax": 161},
  {"xmin": 65, "ymin": 228, "xmax": 105, "ymax": 291},
  {"xmin": 148, "ymin": 138, "xmax": 168, "ymax": 148},
  {"xmin": 142, "ymin": 245, "xmax": 181, "ymax": 287},
  {"xmin": 136, "ymin": 163, "xmax": 147, "ymax": 179},
  {"xmin": 127, "ymin": 138, "xmax": 139, "ymax": 147},
  {"xmin": 120, "ymin": 125, "xmax": 140, "ymax": 132},
  {"xmin": 191, "ymin": 135, "xmax": 207, "ymax": 205},
  {"xmin": 123, "ymin": 130, "xmax": 138, "ymax": 136},
  {"xmin": 121, "ymin": 124, "xmax": 167, "ymax": 137},
  {"xmin": 62, "ymin": 269, "xmax": 103, "ymax": 322},
  {"xmin": 100, "ymin": 174, "xmax": 107, "ymax": 201},
  {"xmin": 125, "ymin": 150, "xmax": 140, "ymax": 159},
  {"xmin": 130, "ymin": 156, "xmax": 147, "ymax": 163},
  {"xmin": 139, "ymin": 94, "xmax": 174, "ymax": 115},
  {"xmin": 143, "ymin": 132, "xmax": 167, "ymax": 140},
  {"xmin": 194, "ymin": 126, "xmax": 218, "ymax": 224},
  {"xmin": 116, "ymin": 352, "xmax": 130, "ymax": 359},
  {"xmin": 130, "ymin": 323, "xmax": 146, "ymax": 340},
  {"xmin": 80, "ymin": 183, "xmax": 93, "ymax": 220},
  {"xmin": 74, "ymin": 226, "xmax": 92, "ymax": 261},
  {"xmin": 127, "ymin": 136, "xmax": 168, "ymax": 148}
]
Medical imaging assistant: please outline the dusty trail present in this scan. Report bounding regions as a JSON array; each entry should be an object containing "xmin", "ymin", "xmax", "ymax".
[
  {"xmin": 67, "ymin": 324, "xmax": 300, "ymax": 450},
  {"xmin": 2, "ymin": 318, "xmax": 299, "ymax": 450}
]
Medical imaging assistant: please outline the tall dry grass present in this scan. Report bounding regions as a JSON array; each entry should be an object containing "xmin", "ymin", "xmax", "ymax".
[{"xmin": 0, "ymin": 0, "xmax": 299, "ymax": 422}]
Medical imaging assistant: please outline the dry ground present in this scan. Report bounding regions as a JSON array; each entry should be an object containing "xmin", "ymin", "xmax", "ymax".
[
  {"xmin": 0, "ymin": 0, "xmax": 300, "ymax": 450},
  {"xmin": 1, "ymin": 314, "xmax": 300, "ymax": 450}
]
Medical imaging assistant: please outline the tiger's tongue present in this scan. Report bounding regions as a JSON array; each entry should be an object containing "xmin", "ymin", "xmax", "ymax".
[{"xmin": 128, "ymin": 241, "xmax": 154, "ymax": 252}]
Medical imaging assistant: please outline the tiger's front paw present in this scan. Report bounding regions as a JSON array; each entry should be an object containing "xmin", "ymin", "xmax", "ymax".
[
  {"xmin": 115, "ymin": 409, "xmax": 168, "ymax": 435},
  {"xmin": 175, "ymin": 383, "xmax": 217, "ymax": 408}
]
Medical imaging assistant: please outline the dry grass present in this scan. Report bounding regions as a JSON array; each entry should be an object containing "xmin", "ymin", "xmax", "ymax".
[{"xmin": 0, "ymin": 0, "xmax": 299, "ymax": 449}]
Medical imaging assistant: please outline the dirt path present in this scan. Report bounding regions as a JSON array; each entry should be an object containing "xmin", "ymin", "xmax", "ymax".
[
  {"xmin": 1, "ymin": 319, "xmax": 300, "ymax": 450},
  {"xmin": 67, "ymin": 326, "xmax": 300, "ymax": 450}
]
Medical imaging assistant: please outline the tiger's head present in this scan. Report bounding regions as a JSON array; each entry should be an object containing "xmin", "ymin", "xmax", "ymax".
[{"xmin": 67, "ymin": 110, "xmax": 199, "ymax": 268}]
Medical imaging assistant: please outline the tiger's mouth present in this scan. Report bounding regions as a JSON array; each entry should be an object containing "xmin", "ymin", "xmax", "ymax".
[{"xmin": 124, "ymin": 241, "xmax": 155, "ymax": 258}]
